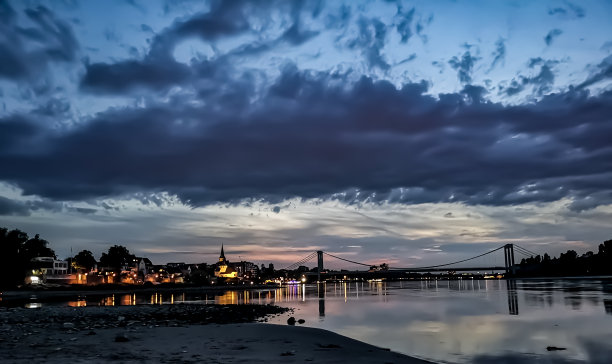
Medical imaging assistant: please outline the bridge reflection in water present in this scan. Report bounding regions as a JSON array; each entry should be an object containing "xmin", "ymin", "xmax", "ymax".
[{"xmin": 507, "ymin": 279, "xmax": 519, "ymax": 315}]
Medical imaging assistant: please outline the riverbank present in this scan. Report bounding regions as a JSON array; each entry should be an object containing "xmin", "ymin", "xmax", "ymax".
[{"xmin": 0, "ymin": 304, "xmax": 430, "ymax": 363}]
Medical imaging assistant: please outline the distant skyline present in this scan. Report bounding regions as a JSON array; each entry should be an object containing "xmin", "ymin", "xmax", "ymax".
[{"xmin": 1, "ymin": 0, "xmax": 611, "ymax": 266}]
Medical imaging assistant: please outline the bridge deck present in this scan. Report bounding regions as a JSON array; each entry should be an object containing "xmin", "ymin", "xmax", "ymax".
[{"xmin": 305, "ymin": 266, "xmax": 507, "ymax": 276}]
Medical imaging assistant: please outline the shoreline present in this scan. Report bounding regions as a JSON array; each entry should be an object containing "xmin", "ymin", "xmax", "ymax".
[
  {"xmin": 3, "ymin": 275, "xmax": 611, "ymax": 304},
  {"xmin": 0, "ymin": 304, "xmax": 432, "ymax": 363}
]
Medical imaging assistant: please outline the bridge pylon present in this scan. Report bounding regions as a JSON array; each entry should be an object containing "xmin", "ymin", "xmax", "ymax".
[
  {"xmin": 504, "ymin": 244, "xmax": 516, "ymax": 275},
  {"xmin": 317, "ymin": 251, "xmax": 323, "ymax": 282}
]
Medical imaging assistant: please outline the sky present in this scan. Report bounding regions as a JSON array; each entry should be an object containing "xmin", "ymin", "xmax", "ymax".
[{"xmin": 1, "ymin": 0, "xmax": 611, "ymax": 267}]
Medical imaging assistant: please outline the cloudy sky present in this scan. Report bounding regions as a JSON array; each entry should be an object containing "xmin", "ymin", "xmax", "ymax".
[{"xmin": 1, "ymin": 0, "xmax": 611, "ymax": 267}]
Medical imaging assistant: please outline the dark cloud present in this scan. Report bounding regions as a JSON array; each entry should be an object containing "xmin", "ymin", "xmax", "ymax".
[
  {"xmin": 577, "ymin": 54, "xmax": 612, "ymax": 89},
  {"xmin": 140, "ymin": 24, "xmax": 154, "ymax": 33},
  {"xmin": 394, "ymin": 6, "xmax": 415, "ymax": 43},
  {"xmin": 0, "ymin": 195, "xmax": 78, "ymax": 216},
  {"xmin": 0, "ymin": 2, "xmax": 79, "ymax": 81},
  {"xmin": 280, "ymin": 1, "xmax": 320, "ymax": 46},
  {"xmin": 489, "ymin": 38, "xmax": 505, "ymax": 71},
  {"xmin": 449, "ymin": 51, "xmax": 479, "ymax": 84},
  {"xmin": 548, "ymin": 3, "xmax": 585, "ymax": 19},
  {"xmin": 548, "ymin": 7, "xmax": 568, "ymax": 16},
  {"xmin": 71, "ymin": 207, "xmax": 97, "ymax": 214},
  {"xmin": 0, "ymin": 196, "xmax": 30, "ymax": 216},
  {"xmin": 324, "ymin": 4, "xmax": 351, "ymax": 30},
  {"xmin": 281, "ymin": 22, "xmax": 319, "ymax": 46},
  {"xmin": 500, "ymin": 58, "xmax": 557, "ymax": 96},
  {"xmin": 80, "ymin": 0, "xmax": 319, "ymax": 94},
  {"xmin": 81, "ymin": 57, "xmax": 192, "ymax": 93},
  {"xmin": 544, "ymin": 29, "xmax": 563, "ymax": 46},
  {"xmin": 348, "ymin": 17, "xmax": 389, "ymax": 70},
  {"xmin": 3, "ymin": 62, "xmax": 612, "ymax": 210},
  {"xmin": 396, "ymin": 53, "xmax": 417, "ymax": 66},
  {"xmin": 32, "ymin": 97, "xmax": 71, "ymax": 117},
  {"xmin": 81, "ymin": 1, "xmax": 252, "ymax": 94},
  {"xmin": 27, "ymin": 199, "xmax": 64, "ymax": 212}
]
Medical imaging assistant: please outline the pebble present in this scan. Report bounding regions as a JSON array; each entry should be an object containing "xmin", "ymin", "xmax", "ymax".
[{"xmin": 114, "ymin": 333, "xmax": 129, "ymax": 342}]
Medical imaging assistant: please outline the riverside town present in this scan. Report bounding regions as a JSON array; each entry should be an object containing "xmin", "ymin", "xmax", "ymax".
[{"xmin": 2, "ymin": 228, "xmax": 612, "ymax": 290}]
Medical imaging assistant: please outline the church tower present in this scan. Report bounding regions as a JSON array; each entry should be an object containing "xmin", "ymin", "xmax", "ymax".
[{"xmin": 219, "ymin": 244, "xmax": 226, "ymax": 263}]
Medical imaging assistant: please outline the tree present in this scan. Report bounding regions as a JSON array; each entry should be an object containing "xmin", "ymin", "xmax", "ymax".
[
  {"xmin": 0, "ymin": 228, "xmax": 29, "ymax": 288},
  {"xmin": 99, "ymin": 245, "xmax": 135, "ymax": 272},
  {"xmin": 21, "ymin": 234, "xmax": 56, "ymax": 260},
  {"xmin": 559, "ymin": 250, "xmax": 578, "ymax": 262},
  {"xmin": 74, "ymin": 250, "xmax": 97, "ymax": 271},
  {"xmin": 599, "ymin": 240, "xmax": 612, "ymax": 257}
]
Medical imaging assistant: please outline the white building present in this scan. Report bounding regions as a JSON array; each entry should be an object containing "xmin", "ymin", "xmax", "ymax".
[{"xmin": 28, "ymin": 257, "xmax": 69, "ymax": 283}]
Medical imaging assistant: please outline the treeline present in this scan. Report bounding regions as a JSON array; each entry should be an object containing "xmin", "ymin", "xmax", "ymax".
[
  {"xmin": 0, "ymin": 228, "xmax": 56, "ymax": 288},
  {"xmin": 0, "ymin": 227, "xmax": 147, "ymax": 289},
  {"xmin": 515, "ymin": 239, "xmax": 612, "ymax": 277}
]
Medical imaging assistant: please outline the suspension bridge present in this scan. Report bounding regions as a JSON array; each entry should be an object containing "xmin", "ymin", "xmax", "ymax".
[{"xmin": 281, "ymin": 243, "xmax": 538, "ymax": 282}]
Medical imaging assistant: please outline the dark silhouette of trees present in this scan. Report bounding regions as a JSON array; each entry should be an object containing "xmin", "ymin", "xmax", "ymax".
[
  {"xmin": 0, "ymin": 229, "xmax": 56, "ymax": 288},
  {"xmin": 74, "ymin": 250, "xmax": 97, "ymax": 271},
  {"xmin": 21, "ymin": 234, "xmax": 56, "ymax": 259},
  {"xmin": 516, "ymin": 239, "xmax": 612, "ymax": 277},
  {"xmin": 0, "ymin": 228, "xmax": 29, "ymax": 288},
  {"xmin": 99, "ymin": 245, "xmax": 135, "ymax": 272}
]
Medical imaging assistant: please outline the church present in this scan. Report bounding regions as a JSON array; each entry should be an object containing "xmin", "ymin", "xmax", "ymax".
[{"xmin": 214, "ymin": 245, "xmax": 238, "ymax": 278}]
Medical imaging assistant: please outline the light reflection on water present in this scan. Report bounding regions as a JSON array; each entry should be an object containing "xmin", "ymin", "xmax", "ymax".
[{"xmin": 16, "ymin": 278, "xmax": 612, "ymax": 363}]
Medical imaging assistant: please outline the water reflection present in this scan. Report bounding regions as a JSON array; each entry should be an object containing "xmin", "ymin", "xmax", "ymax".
[
  {"xmin": 68, "ymin": 299, "xmax": 86, "ymax": 307},
  {"xmin": 604, "ymin": 299, "xmax": 612, "ymax": 315},
  {"xmin": 506, "ymin": 279, "xmax": 519, "ymax": 315},
  {"xmin": 318, "ymin": 283, "xmax": 325, "ymax": 317},
  {"xmin": 101, "ymin": 295, "xmax": 115, "ymax": 306},
  {"xmin": 217, "ymin": 291, "xmax": 238, "ymax": 305},
  {"xmin": 19, "ymin": 279, "xmax": 612, "ymax": 319}
]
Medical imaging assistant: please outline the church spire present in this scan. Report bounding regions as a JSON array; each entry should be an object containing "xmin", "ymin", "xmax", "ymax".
[{"xmin": 219, "ymin": 244, "xmax": 226, "ymax": 263}]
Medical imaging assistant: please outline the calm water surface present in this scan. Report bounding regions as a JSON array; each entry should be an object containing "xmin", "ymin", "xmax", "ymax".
[{"xmin": 13, "ymin": 278, "xmax": 612, "ymax": 363}]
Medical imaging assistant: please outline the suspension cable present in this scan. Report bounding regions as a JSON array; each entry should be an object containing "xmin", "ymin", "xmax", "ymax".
[
  {"xmin": 390, "ymin": 245, "xmax": 506, "ymax": 270},
  {"xmin": 514, "ymin": 248, "xmax": 533, "ymax": 257},
  {"xmin": 514, "ymin": 244, "xmax": 538, "ymax": 256},
  {"xmin": 323, "ymin": 252, "xmax": 372, "ymax": 267},
  {"xmin": 281, "ymin": 251, "xmax": 317, "ymax": 271}
]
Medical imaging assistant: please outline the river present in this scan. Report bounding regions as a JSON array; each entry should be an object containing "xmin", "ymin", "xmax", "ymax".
[{"xmin": 6, "ymin": 278, "xmax": 612, "ymax": 363}]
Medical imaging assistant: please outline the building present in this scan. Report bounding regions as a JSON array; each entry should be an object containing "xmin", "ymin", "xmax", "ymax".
[
  {"xmin": 30, "ymin": 257, "xmax": 68, "ymax": 276},
  {"xmin": 214, "ymin": 245, "xmax": 238, "ymax": 278},
  {"xmin": 234, "ymin": 261, "xmax": 260, "ymax": 280},
  {"xmin": 133, "ymin": 257, "xmax": 153, "ymax": 275},
  {"xmin": 28, "ymin": 257, "xmax": 69, "ymax": 284}
]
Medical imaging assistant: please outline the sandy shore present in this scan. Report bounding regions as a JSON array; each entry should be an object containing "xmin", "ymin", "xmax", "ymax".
[{"xmin": 0, "ymin": 304, "xmax": 431, "ymax": 363}]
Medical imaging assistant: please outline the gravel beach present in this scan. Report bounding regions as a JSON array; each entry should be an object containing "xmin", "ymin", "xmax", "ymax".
[{"xmin": 0, "ymin": 304, "xmax": 431, "ymax": 363}]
